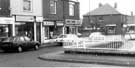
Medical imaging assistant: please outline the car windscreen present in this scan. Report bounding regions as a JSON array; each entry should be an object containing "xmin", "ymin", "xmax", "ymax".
[
  {"xmin": 2, "ymin": 38, "xmax": 12, "ymax": 42},
  {"xmin": 13, "ymin": 37, "xmax": 25, "ymax": 42},
  {"xmin": 3, "ymin": 37, "xmax": 25, "ymax": 42}
]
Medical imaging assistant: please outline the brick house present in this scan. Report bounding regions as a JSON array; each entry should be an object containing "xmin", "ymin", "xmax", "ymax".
[
  {"xmin": 82, "ymin": 4, "xmax": 129, "ymax": 35},
  {"xmin": 42, "ymin": 0, "xmax": 80, "ymax": 41}
]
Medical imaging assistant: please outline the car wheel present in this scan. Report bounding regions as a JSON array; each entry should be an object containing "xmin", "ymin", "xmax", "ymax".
[
  {"xmin": 34, "ymin": 45, "xmax": 39, "ymax": 50},
  {"xmin": 59, "ymin": 42, "xmax": 63, "ymax": 46},
  {"xmin": 18, "ymin": 46, "xmax": 22, "ymax": 53}
]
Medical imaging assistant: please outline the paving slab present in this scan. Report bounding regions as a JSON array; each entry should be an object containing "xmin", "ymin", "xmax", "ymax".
[{"xmin": 39, "ymin": 51, "xmax": 135, "ymax": 67}]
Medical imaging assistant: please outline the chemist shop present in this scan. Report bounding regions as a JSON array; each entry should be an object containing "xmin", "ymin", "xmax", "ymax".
[{"xmin": 43, "ymin": 21, "xmax": 63, "ymax": 39}]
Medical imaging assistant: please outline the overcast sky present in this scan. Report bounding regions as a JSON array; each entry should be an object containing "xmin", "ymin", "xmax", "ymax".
[{"xmin": 78, "ymin": 0, "xmax": 135, "ymax": 18}]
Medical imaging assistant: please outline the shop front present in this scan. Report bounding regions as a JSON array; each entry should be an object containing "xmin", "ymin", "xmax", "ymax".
[
  {"xmin": 105, "ymin": 24, "xmax": 117, "ymax": 35},
  {"xmin": 15, "ymin": 15, "xmax": 35, "ymax": 40},
  {"xmin": 43, "ymin": 21, "xmax": 63, "ymax": 40},
  {"xmin": 0, "ymin": 17, "xmax": 14, "ymax": 41},
  {"xmin": 65, "ymin": 19, "xmax": 81, "ymax": 34}
]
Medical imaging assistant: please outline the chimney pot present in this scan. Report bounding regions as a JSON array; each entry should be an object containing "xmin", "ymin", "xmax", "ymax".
[
  {"xmin": 99, "ymin": 3, "xmax": 103, "ymax": 7},
  {"xmin": 114, "ymin": 3, "xmax": 117, "ymax": 8},
  {"xmin": 131, "ymin": 11, "xmax": 133, "ymax": 16}
]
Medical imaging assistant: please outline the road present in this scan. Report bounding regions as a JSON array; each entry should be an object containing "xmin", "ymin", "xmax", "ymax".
[{"xmin": 0, "ymin": 45, "xmax": 127, "ymax": 67}]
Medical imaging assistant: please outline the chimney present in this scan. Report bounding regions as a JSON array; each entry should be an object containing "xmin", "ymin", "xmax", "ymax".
[
  {"xmin": 114, "ymin": 3, "xmax": 117, "ymax": 8},
  {"xmin": 99, "ymin": 3, "xmax": 103, "ymax": 7},
  {"xmin": 131, "ymin": 11, "xmax": 133, "ymax": 16}
]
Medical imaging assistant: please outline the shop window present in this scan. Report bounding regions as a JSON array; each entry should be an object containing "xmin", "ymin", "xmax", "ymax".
[
  {"xmin": 127, "ymin": 26, "xmax": 135, "ymax": 33},
  {"xmin": 107, "ymin": 26, "xmax": 116, "ymax": 34},
  {"xmin": 0, "ymin": 25, "xmax": 8, "ymax": 37},
  {"xmin": 50, "ymin": 0, "xmax": 57, "ymax": 14},
  {"xmin": 23, "ymin": 0, "xmax": 32, "ymax": 12},
  {"xmin": 69, "ymin": 2, "xmax": 75, "ymax": 16}
]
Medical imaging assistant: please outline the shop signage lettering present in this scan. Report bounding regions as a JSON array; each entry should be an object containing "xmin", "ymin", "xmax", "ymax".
[
  {"xmin": 16, "ymin": 16, "xmax": 34, "ymax": 22},
  {"xmin": 66, "ymin": 19, "xmax": 81, "ymax": 26},
  {"xmin": 0, "ymin": 18, "xmax": 14, "ymax": 24},
  {"xmin": 36, "ymin": 17, "xmax": 43, "ymax": 22},
  {"xmin": 43, "ymin": 21, "xmax": 54, "ymax": 25},
  {"xmin": 56, "ymin": 21, "xmax": 64, "ymax": 26}
]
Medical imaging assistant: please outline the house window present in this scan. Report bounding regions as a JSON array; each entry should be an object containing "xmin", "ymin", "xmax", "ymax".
[
  {"xmin": 69, "ymin": 2, "xmax": 75, "ymax": 16},
  {"xmin": 23, "ymin": 0, "xmax": 32, "ymax": 12},
  {"xmin": 50, "ymin": 0, "xmax": 57, "ymax": 14},
  {"xmin": 98, "ymin": 16, "xmax": 104, "ymax": 22}
]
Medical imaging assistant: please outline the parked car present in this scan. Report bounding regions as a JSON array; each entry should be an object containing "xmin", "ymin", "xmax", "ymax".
[
  {"xmin": 0, "ymin": 36, "xmax": 40, "ymax": 52},
  {"xmin": 125, "ymin": 33, "xmax": 135, "ymax": 40},
  {"xmin": 55, "ymin": 34, "xmax": 78, "ymax": 46}
]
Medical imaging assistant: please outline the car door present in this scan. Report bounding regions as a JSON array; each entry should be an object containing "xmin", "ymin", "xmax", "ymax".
[
  {"xmin": 18, "ymin": 37, "xmax": 27, "ymax": 48},
  {"xmin": 24, "ymin": 36, "xmax": 34, "ymax": 48}
]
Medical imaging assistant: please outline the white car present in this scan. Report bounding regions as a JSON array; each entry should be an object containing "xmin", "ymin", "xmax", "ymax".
[
  {"xmin": 125, "ymin": 33, "xmax": 135, "ymax": 40},
  {"xmin": 56, "ymin": 34, "xmax": 78, "ymax": 46},
  {"xmin": 89, "ymin": 32, "xmax": 105, "ymax": 41}
]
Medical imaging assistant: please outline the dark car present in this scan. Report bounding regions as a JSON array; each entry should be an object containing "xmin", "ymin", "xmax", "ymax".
[{"xmin": 0, "ymin": 36, "xmax": 40, "ymax": 52}]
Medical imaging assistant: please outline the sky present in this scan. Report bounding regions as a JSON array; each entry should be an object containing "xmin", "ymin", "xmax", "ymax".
[{"xmin": 78, "ymin": 0, "xmax": 135, "ymax": 18}]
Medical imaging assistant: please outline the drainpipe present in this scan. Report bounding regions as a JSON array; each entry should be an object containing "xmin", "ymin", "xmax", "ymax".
[
  {"xmin": 12, "ymin": 15, "xmax": 15, "ymax": 36},
  {"xmin": 34, "ymin": 16, "xmax": 37, "ymax": 41}
]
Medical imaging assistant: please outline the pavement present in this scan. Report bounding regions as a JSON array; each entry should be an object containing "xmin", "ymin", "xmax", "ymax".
[
  {"xmin": 39, "ymin": 51, "xmax": 135, "ymax": 67},
  {"xmin": 39, "ymin": 41, "xmax": 135, "ymax": 67}
]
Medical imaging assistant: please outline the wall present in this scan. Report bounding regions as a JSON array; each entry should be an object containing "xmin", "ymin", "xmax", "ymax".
[
  {"xmin": 42, "ymin": 0, "xmax": 64, "ymax": 21},
  {"xmin": 10, "ymin": 0, "xmax": 42, "ymax": 16},
  {"xmin": 42, "ymin": 0, "xmax": 80, "ymax": 21},
  {"xmin": 64, "ymin": 0, "xmax": 80, "ymax": 20},
  {"xmin": 0, "ymin": 0, "xmax": 10, "ymax": 17},
  {"xmin": 82, "ymin": 14, "xmax": 126, "ymax": 34}
]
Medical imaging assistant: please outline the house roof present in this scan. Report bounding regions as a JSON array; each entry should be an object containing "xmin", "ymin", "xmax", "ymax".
[{"xmin": 84, "ymin": 4, "xmax": 121, "ymax": 16}]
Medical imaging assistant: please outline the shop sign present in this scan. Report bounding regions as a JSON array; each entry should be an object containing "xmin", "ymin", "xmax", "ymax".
[
  {"xmin": 16, "ymin": 16, "xmax": 34, "ymax": 22},
  {"xmin": 0, "ymin": 17, "xmax": 14, "ymax": 24},
  {"xmin": 43, "ymin": 21, "xmax": 54, "ymax": 26},
  {"xmin": 56, "ymin": 21, "xmax": 64, "ymax": 26},
  {"xmin": 106, "ymin": 24, "xmax": 116, "ymax": 26},
  {"xmin": 36, "ymin": 17, "xmax": 43, "ymax": 22},
  {"xmin": 65, "ymin": 19, "xmax": 81, "ymax": 26}
]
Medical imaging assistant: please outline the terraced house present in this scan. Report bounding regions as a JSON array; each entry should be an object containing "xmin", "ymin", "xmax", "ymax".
[{"xmin": 10, "ymin": 0, "xmax": 80, "ymax": 44}]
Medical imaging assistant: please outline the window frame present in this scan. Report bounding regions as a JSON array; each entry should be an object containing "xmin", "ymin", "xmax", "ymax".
[
  {"xmin": 69, "ymin": 2, "xmax": 75, "ymax": 16},
  {"xmin": 98, "ymin": 16, "xmax": 104, "ymax": 22},
  {"xmin": 23, "ymin": 0, "xmax": 33, "ymax": 12},
  {"xmin": 50, "ymin": 0, "xmax": 57, "ymax": 14}
]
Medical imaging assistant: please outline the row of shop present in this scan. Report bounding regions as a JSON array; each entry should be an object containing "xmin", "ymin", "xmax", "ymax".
[{"xmin": 0, "ymin": 15, "xmax": 81, "ymax": 43}]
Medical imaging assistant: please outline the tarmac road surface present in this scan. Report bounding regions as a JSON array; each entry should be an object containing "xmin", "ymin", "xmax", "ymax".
[{"xmin": 0, "ymin": 45, "xmax": 122, "ymax": 67}]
